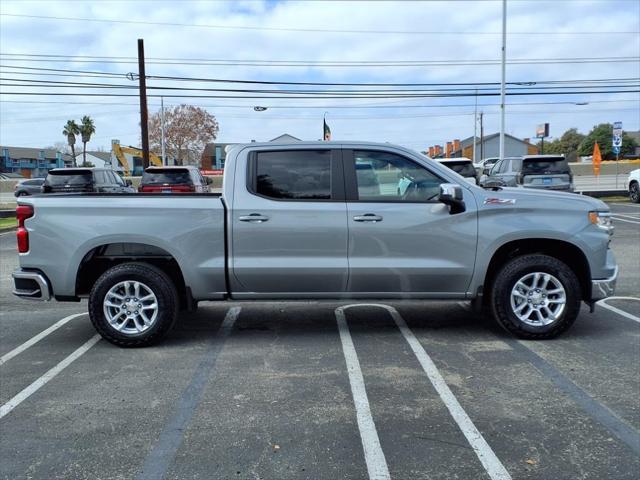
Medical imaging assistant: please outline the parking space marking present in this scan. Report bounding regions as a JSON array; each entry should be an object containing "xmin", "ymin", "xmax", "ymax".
[
  {"xmin": 0, "ymin": 312, "xmax": 87, "ymax": 366},
  {"xmin": 612, "ymin": 203, "xmax": 640, "ymax": 208},
  {"xmin": 611, "ymin": 216, "xmax": 640, "ymax": 225},
  {"xmin": 136, "ymin": 306, "xmax": 241, "ymax": 480},
  {"xmin": 381, "ymin": 304, "xmax": 511, "ymax": 480},
  {"xmin": 335, "ymin": 307, "xmax": 391, "ymax": 480},
  {"xmin": 507, "ymin": 339, "xmax": 640, "ymax": 457},
  {"xmin": 597, "ymin": 297, "xmax": 640, "ymax": 324},
  {"xmin": 0, "ymin": 334, "xmax": 100, "ymax": 419}
]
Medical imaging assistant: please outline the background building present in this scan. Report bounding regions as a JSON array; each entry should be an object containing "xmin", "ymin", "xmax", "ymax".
[
  {"xmin": 1, "ymin": 146, "xmax": 71, "ymax": 178},
  {"xmin": 455, "ymin": 133, "xmax": 538, "ymax": 160},
  {"xmin": 201, "ymin": 134, "xmax": 301, "ymax": 170}
]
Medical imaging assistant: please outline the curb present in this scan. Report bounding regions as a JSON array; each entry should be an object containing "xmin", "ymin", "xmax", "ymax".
[{"xmin": 0, "ymin": 226, "xmax": 16, "ymax": 235}]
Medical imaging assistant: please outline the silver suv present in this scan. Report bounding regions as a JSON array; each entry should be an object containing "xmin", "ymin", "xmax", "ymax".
[{"xmin": 481, "ymin": 155, "xmax": 574, "ymax": 192}]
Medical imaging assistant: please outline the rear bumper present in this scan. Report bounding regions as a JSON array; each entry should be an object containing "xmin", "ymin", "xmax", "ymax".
[
  {"xmin": 591, "ymin": 265, "xmax": 618, "ymax": 301},
  {"xmin": 12, "ymin": 269, "xmax": 51, "ymax": 301}
]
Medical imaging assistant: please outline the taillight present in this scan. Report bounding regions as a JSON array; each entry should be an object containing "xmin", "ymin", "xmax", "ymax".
[{"xmin": 16, "ymin": 204, "xmax": 33, "ymax": 253}]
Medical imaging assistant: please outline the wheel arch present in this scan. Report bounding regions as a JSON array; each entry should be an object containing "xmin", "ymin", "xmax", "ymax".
[{"xmin": 482, "ymin": 238, "xmax": 591, "ymax": 302}]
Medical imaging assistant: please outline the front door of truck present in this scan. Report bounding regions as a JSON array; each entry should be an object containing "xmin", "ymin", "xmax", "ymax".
[
  {"xmin": 231, "ymin": 148, "xmax": 348, "ymax": 296},
  {"xmin": 343, "ymin": 149, "xmax": 478, "ymax": 296}
]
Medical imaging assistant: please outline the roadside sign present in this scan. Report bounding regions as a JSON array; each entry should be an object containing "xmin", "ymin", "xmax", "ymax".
[
  {"xmin": 613, "ymin": 145, "xmax": 621, "ymax": 155},
  {"xmin": 613, "ymin": 121, "xmax": 623, "ymax": 147},
  {"xmin": 612, "ymin": 134, "xmax": 622, "ymax": 147}
]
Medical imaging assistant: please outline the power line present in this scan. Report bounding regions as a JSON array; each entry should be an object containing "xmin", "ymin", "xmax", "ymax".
[
  {"xmin": 2, "ymin": 13, "xmax": 637, "ymax": 35},
  {"xmin": 1, "ymin": 55, "xmax": 637, "ymax": 67}
]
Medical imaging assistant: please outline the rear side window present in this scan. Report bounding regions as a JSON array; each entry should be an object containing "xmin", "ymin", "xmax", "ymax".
[
  {"xmin": 142, "ymin": 169, "xmax": 192, "ymax": 185},
  {"xmin": 45, "ymin": 170, "xmax": 92, "ymax": 186},
  {"xmin": 253, "ymin": 150, "xmax": 331, "ymax": 200},
  {"xmin": 522, "ymin": 157, "xmax": 570, "ymax": 175},
  {"xmin": 443, "ymin": 161, "xmax": 475, "ymax": 177}
]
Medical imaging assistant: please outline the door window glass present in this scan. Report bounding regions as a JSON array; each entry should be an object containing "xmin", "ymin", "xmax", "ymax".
[
  {"xmin": 254, "ymin": 150, "xmax": 331, "ymax": 200},
  {"xmin": 353, "ymin": 150, "xmax": 443, "ymax": 202},
  {"xmin": 489, "ymin": 160, "xmax": 503, "ymax": 175}
]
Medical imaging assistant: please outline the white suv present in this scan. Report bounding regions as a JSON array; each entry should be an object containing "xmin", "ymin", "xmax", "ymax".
[{"xmin": 628, "ymin": 169, "xmax": 640, "ymax": 203}]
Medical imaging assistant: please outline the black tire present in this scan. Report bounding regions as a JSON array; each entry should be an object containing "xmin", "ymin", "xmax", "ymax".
[
  {"xmin": 489, "ymin": 254, "xmax": 581, "ymax": 339},
  {"xmin": 630, "ymin": 181, "xmax": 640, "ymax": 204},
  {"xmin": 89, "ymin": 262, "xmax": 178, "ymax": 347}
]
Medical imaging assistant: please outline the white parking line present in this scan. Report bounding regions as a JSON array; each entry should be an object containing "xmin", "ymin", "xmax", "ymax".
[
  {"xmin": 0, "ymin": 313, "xmax": 87, "ymax": 366},
  {"xmin": 612, "ymin": 203, "xmax": 640, "ymax": 208},
  {"xmin": 597, "ymin": 297, "xmax": 640, "ymax": 324},
  {"xmin": 338, "ymin": 304, "xmax": 511, "ymax": 480},
  {"xmin": 613, "ymin": 213, "xmax": 640, "ymax": 220},
  {"xmin": 611, "ymin": 216, "xmax": 640, "ymax": 225},
  {"xmin": 336, "ymin": 306, "xmax": 391, "ymax": 480},
  {"xmin": 0, "ymin": 334, "xmax": 100, "ymax": 419}
]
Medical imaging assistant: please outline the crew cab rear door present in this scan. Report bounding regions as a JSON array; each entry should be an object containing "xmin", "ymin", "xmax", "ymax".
[
  {"xmin": 230, "ymin": 147, "xmax": 348, "ymax": 296},
  {"xmin": 343, "ymin": 148, "xmax": 477, "ymax": 296}
]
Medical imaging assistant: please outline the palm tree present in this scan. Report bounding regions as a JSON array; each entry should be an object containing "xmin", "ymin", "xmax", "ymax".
[
  {"xmin": 79, "ymin": 116, "xmax": 96, "ymax": 166},
  {"xmin": 62, "ymin": 120, "xmax": 80, "ymax": 167}
]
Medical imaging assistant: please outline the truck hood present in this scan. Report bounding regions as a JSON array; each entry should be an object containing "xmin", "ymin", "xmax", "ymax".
[{"xmin": 475, "ymin": 186, "xmax": 608, "ymax": 212}]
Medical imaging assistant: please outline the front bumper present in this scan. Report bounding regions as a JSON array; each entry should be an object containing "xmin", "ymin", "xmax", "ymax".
[
  {"xmin": 591, "ymin": 265, "xmax": 618, "ymax": 301},
  {"xmin": 12, "ymin": 269, "xmax": 51, "ymax": 301}
]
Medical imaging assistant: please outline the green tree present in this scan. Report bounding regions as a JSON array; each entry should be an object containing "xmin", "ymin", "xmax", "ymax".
[
  {"xmin": 62, "ymin": 120, "xmax": 80, "ymax": 167},
  {"xmin": 79, "ymin": 116, "xmax": 96, "ymax": 167},
  {"xmin": 578, "ymin": 123, "xmax": 637, "ymax": 160}
]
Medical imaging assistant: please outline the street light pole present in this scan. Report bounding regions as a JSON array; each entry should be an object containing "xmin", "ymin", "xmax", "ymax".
[{"xmin": 499, "ymin": 0, "xmax": 507, "ymax": 161}]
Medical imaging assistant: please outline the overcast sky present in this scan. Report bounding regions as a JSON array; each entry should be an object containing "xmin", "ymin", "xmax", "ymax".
[{"xmin": 0, "ymin": 0, "xmax": 638, "ymax": 154}]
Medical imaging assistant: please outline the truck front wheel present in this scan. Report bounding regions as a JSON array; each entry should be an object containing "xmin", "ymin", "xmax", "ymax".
[
  {"xmin": 490, "ymin": 254, "xmax": 581, "ymax": 339},
  {"xmin": 88, "ymin": 263, "xmax": 178, "ymax": 347}
]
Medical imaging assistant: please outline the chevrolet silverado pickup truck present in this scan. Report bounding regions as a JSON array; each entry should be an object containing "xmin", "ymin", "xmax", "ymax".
[{"xmin": 13, "ymin": 142, "xmax": 618, "ymax": 347}]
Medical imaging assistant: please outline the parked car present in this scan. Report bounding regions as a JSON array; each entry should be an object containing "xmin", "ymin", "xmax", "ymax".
[
  {"xmin": 13, "ymin": 141, "xmax": 616, "ymax": 346},
  {"xmin": 628, "ymin": 169, "xmax": 640, "ymax": 203},
  {"xmin": 14, "ymin": 178, "xmax": 45, "ymax": 196},
  {"xmin": 438, "ymin": 158, "xmax": 479, "ymax": 184},
  {"xmin": 481, "ymin": 155, "xmax": 574, "ymax": 192},
  {"xmin": 139, "ymin": 166, "xmax": 212, "ymax": 193},
  {"xmin": 42, "ymin": 168, "xmax": 135, "ymax": 193},
  {"xmin": 475, "ymin": 157, "xmax": 500, "ymax": 175}
]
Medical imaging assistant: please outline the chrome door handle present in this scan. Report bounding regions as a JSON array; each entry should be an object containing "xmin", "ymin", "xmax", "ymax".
[
  {"xmin": 239, "ymin": 213, "xmax": 269, "ymax": 223},
  {"xmin": 353, "ymin": 214, "xmax": 383, "ymax": 223}
]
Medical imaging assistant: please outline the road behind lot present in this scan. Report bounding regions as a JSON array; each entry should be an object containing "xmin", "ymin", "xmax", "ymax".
[{"xmin": 0, "ymin": 202, "xmax": 638, "ymax": 480}]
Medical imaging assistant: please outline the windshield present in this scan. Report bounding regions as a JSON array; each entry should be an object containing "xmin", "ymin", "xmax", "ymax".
[
  {"xmin": 142, "ymin": 169, "xmax": 191, "ymax": 185},
  {"xmin": 443, "ymin": 162, "xmax": 476, "ymax": 177},
  {"xmin": 45, "ymin": 171, "xmax": 92, "ymax": 186},
  {"xmin": 522, "ymin": 157, "xmax": 570, "ymax": 175}
]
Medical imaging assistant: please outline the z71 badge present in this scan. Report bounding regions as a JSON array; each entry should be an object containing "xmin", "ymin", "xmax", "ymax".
[{"xmin": 484, "ymin": 198, "xmax": 516, "ymax": 205}]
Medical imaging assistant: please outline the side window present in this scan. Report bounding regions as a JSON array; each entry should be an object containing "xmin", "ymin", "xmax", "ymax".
[
  {"xmin": 511, "ymin": 159, "xmax": 523, "ymax": 172},
  {"xmin": 490, "ymin": 160, "xmax": 503, "ymax": 175},
  {"xmin": 253, "ymin": 150, "xmax": 332, "ymax": 200},
  {"xmin": 499, "ymin": 160, "xmax": 510, "ymax": 174},
  {"xmin": 94, "ymin": 171, "xmax": 106, "ymax": 184},
  {"xmin": 352, "ymin": 150, "xmax": 444, "ymax": 202}
]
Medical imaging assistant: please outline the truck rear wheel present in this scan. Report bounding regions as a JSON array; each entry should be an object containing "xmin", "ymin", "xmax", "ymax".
[
  {"xmin": 88, "ymin": 263, "xmax": 178, "ymax": 347},
  {"xmin": 490, "ymin": 254, "xmax": 581, "ymax": 339}
]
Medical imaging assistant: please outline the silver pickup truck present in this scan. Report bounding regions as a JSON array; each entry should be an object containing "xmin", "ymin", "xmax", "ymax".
[{"xmin": 13, "ymin": 142, "xmax": 618, "ymax": 346}]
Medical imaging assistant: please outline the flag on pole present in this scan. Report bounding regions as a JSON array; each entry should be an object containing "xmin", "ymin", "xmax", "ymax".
[
  {"xmin": 592, "ymin": 142, "xmax": 602, "ymax": 177},
  {"xmin": 323, "ymin": 116, "xmax": 331, "ymax": 141}
]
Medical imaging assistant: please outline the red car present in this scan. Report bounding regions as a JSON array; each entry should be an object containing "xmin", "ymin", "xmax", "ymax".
[{"xmin": 139, "ymin": 166, "xmax": 212, "ymax": 193}]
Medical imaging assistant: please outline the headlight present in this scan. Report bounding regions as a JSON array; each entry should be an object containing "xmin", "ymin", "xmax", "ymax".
[{"xmin": 589, "ymin": 211, "xmax": 614, "ymax": 235}]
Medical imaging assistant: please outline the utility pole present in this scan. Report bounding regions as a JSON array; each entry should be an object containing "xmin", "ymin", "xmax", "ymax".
[
  {"xmin": 479, "ymin": 111, "xmax": 484, "ymax": 161},
  {"xmin": 137, "ymin": 38, "xmax": 150, "ymax": 169},
  {"xmin": 472, "ymin": 89, "xmax": 478, "ymax": 164},
  {"xmin": 499, "ymin": 0, "xmax": 507, "ymax": 161},
  {"xmin": 160, "ymin": 96, "xmax": 166, "ymax": 166}
]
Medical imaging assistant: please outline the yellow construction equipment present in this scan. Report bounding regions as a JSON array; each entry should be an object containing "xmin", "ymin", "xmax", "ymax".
[{"xmin": 111, "ymin": 139, "xmax": 162, "ymax": 175}]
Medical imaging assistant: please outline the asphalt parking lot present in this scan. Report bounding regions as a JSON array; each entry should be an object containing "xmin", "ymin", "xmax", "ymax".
[{"xmin": 1, "ymin": 202, "xmax": 638, "ymax": 480}]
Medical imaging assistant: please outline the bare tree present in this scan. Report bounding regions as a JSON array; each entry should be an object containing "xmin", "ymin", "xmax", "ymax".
[{"xmin": 149, "ymin": 104, "xmax": 219, "ymax": 166}]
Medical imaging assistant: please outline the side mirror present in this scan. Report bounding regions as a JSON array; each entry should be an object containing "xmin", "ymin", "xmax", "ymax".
[
  {"xmin": 205, "ymin": 176, "xmax": 214, "ymax": 185},
  {"xmin": 479, "ymin": 174, "xmax": 488, "ymax": 184},
  {"xmin": 438, "ymin": 183, "xmax": 465, "ymax": 214}
]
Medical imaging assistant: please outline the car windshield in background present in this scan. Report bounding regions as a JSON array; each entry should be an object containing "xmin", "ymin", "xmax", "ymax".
[
  {"xmin": 142, "ymin": 169, "xmax": 191, "ymax": 184},
  {"xmin": 46, "ymin": 171, "xmax": 92, "ymax": 186},
  {"xmin": 522, "ymin": 158, "xmax": 570, "ymax": 175},
  {"xmin": 444, "ymin": 162, "xmax": 476, "ymax": 177}
]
